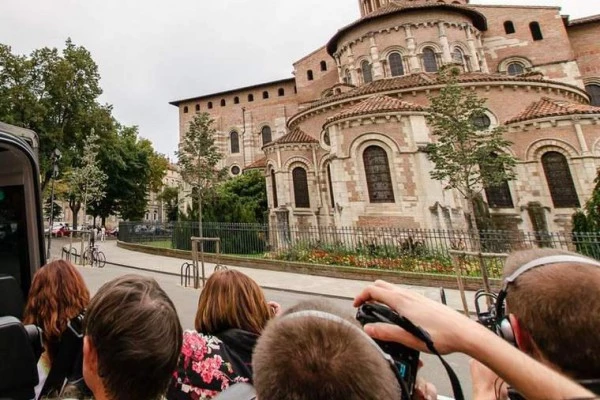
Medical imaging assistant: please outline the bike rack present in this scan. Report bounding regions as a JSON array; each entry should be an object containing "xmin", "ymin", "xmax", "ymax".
[{"xmin": 180, "ymin": 262, "xmax": 194, "ymax": 287}]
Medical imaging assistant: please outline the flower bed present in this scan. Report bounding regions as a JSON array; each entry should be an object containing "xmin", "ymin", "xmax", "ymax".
[{"xmin": 266, "ymin": 244, "xmax": 503, "ymax": 278}]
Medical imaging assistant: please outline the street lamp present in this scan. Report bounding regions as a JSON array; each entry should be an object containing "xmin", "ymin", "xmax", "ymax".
[{"xmin": 46, "ymin": 148, "xmax": 62, "ymax": 259}]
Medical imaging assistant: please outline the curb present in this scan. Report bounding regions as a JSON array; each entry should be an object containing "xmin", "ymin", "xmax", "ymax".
[{"xmin": 105, "ymin": 261, "xmax": 354, "ymax": 301}]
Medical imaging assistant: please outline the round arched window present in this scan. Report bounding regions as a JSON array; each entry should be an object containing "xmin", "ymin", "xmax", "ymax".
[
  {"xmin": 507, "ymin": 62, "xmax": 525, "ymax": 76},
  {"xmin": 472, "ymin": 114, "xmax": 491, "ymax": 130},
  {"xmin": 231, "ymin": 166, "xmax": 241, "ymax": 176},
  {"xmin": 323, "ymin": 131, "xmax": 331, "ymax": 146}
]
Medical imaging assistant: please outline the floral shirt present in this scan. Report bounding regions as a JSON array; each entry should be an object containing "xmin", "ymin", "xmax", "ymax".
[{"xmin": 166, "ymin": 329, "xmax": 259, "ymax": 400}]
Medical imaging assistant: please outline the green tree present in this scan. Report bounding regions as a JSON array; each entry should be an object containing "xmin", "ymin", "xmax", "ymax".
[
  {"xmin": 426, "ymin": 68, "xmax": 517, "ymax": 231},
  {"xmin": 0, "ymin": 39, "xmax": 112, "ymax": 190},
  {"xmin": 65, "ymin": 132, "xmax": 107, "ymax": 229},
  {"xmin": 203, "ymin": 170, "xmax": 268, "ymax": 224},
  {"xmin": 177, "ymin": 112, "xmax": 226, "ymax": 235},
  {"xmin": 157, "ymin": 186, "xmax": 180, "ymax": 222},
  {"xmin": 572, "ymin": 171, "xmax": 600, "ymax": 259}
]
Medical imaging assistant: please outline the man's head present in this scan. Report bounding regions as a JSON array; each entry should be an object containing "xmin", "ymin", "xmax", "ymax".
[
  {"xmin": 83, "ymin": 275, "xmax": 183, "ymax": 400},
  {"xmin": 502, "ymin": 249, "xmax": 600, "ymax": 379},
  {"xmin": 253, "ymin": 300, "xmax": 401, "ymax": 400}
]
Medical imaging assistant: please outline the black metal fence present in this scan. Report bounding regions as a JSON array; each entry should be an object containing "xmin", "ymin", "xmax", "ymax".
[{"xmin": 118, "ymin": 221, "xmax": 600, "ymax": 277}]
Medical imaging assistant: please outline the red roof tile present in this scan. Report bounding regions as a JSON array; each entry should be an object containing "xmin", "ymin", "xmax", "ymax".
[
  {"xmin": 326, "ymin": 95, "xmax": 424, "ymax": 123},
  {"xmin": 302, "ymin": 72, "xmax": 549, "ymax": 114},
  {"xmin": 244, "ymin": 157, "xmax": 267, "ymax": 170},
  {"xmin": 506, "ymin": 97, "xmax": 600, "ymax": 124},
  {"xmin": 264, "ymin": 128, "xmax": 318, "ymax": 148}
]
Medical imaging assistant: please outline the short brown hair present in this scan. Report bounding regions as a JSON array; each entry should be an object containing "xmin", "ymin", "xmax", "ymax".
[
  {"xmin": 194, "ymin": 270, "xmax": 271, "ymax": 335},
  {"xmin": 23, "ymin": 260, "xmax": 89, "ymax": 363},
  {"xmin": 503, "ymin": 249, "xmax": 600, "ymax": 379},
  {"xmin": 84, "ymin": 275, "xmax": 183, "ymax": 400},
  {"xmin": 253, "ymin": 300, "xmax": 401, "ymax": 400}
]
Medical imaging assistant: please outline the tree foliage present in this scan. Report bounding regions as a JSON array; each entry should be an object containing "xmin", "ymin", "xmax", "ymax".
[
  {"xmin": 65, "ymin": 132, "xmax": 107, "ymax": 229},
  {"xmin": 0, "ymin": 39, "xmax": 113, "ymax": 190},
  {"xmin": 202, "ymin": 170, "xmax": 268, "ymax": 224},
  {"xmin": 177, "ymin": 112, "xmax": 226, "ymax": 231},
  {"xmin": 157, "ymin": 186, "xmax": 180, "ymax": 222},
  {"xmin": 425, "ymin": 67, "xmax": 517, "ymax": 229}
]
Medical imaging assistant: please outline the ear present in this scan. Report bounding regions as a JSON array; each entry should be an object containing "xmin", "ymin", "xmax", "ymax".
[
  {"xmin": 509, "ymin": 314, "xmax": 534, "ymax": 354},
  {"xmin": 83, "ymin": 336, "xmax": 98, "ymax": 375}
]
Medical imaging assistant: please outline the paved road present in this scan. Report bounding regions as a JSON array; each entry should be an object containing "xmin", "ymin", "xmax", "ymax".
[{"xmin": 77, "ymin": 263, "xmax": 473, "ymax": 399}]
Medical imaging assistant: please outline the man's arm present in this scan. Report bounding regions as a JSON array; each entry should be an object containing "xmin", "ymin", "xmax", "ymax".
[{"xmin": 354, "ymin": 281, "xmax": 595, "ymax": 400}]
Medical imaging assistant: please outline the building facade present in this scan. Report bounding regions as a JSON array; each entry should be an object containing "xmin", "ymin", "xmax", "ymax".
[{"xmin": 171, "ymin": 0, "xmax": 600, "ymax": 233}]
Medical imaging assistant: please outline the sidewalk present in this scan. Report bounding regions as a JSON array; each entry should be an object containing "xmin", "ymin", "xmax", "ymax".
[{"xmin": 51, "ymin": 238, "xmax": 480, "ymax": 314}]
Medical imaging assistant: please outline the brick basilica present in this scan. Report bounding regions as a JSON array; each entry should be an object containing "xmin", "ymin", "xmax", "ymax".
[{"xmin": 170, "ymin": 0, "xmax": 600, "ymax": 233}]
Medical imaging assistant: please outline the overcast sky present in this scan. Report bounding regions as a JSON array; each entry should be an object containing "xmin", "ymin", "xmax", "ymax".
[{"xmin": 1, "ymin": 0, "xmax": 598, "ymax": 158}]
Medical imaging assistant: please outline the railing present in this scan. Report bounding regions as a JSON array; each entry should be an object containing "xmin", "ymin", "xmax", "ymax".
[{"xmin": 119, "ymin": 221, "xmax": 600, "ymax": 278}]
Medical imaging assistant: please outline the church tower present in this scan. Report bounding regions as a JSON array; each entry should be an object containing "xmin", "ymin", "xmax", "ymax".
[{"xmin": 358, "ymin": 0, "xmax": 470, "ymax": 17}]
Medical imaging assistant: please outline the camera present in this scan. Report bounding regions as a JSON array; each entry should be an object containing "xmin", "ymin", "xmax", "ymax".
[{"xmin": 356, "ymin": 303, "xmax": 420, "ymax": 397}]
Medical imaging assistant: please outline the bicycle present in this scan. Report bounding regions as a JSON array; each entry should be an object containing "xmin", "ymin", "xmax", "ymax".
[{"xmin": 83, "ymin": 244, "xmax": 106, "ymax": 268}]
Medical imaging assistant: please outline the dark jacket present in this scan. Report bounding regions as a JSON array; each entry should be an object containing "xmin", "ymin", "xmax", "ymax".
[{"xmin": 166, "ymin": 329, "xmax": 259, "ymax": 400}]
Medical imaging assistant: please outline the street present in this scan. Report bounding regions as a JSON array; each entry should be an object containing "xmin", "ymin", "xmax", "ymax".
[{"xmin": 77, "ymin": 263, "xmax": 473, "ymax": 398}]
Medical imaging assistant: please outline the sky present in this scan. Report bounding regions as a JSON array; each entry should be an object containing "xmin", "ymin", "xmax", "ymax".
[{"xmin": 1, "ymin": 0, "xmax": 599, "ymax": 159}]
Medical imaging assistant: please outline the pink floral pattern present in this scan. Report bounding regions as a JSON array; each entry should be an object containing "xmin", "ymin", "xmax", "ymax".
[{"xmin": 166, "ymin": 331, "xmax": 251, "ymax": 400}]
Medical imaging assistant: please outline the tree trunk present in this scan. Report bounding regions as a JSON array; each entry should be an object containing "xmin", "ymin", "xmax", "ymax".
[
  {"xmin": 70, "ymin": 201, "xmax": 81, "ymax": 231},
  {"xmin": 465, "ymin": 195, "xmax": 480, "ymax": 251}
]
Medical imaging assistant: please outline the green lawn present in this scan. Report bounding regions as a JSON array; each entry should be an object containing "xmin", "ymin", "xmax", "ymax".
[{"xmin": 145, "ymin": 240, "xmax": 172, "ymax": 249}]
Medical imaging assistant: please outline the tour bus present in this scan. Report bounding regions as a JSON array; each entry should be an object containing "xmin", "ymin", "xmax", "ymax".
[{"xmin": 0, "ymin": 121, "xmax": 46, "ymax": 399}]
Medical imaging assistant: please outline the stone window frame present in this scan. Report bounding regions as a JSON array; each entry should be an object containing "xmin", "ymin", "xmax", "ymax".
[
  {"xmin": 381, "ymin": 47, "xmax": 408, "ymax": 77},
  {"xmin": 183, "ymin": 106, "xmax": 189, "ymax": 114},
  {"xmin": 307, "ymin": 70, "xmax": 314, "ymax": 81},
  {"xmin": 233, "ymin": 96, "xmax": 240, "ymax": 105},
  {"xmin": 286, "ymin": 160, "xmax": 312, "ymax": 209},
  {"xmin": 230, "ymin": 164, "xmax": 241, "ymax": 176},
  {"xmin": 195, "ymin": 104, "xmax": 200, "ymax": 112},
  {"xmin": 416, "ymin": 43, "xmax": 442, "ymax": 73},
  {"xmin": 525, "ymin": 141, "xmax": 582, "ymax": 208},
  {"xmin": 343, "ymin": 68, "xmax": 352, "ymax": 85},
  {"xmin": 449, "ymin": 42, "xmax": 472, "ymax": 72},
  {"xmin": 529, "ymin": 21, "xmax": 544, "ymax": 41},
  {"xmin": 584, "ymin": 77, "xmax": 600, "ymax": 107},
  {"xmin": 320, "ymin": 60, "xmax": 328, "ymax": 72},
  {"xmin": 358, "ymin": 58, "xmax": 374, "ymax": 84},
  {"xmin": 504, "ymin": 21, "xmax": 516, "ymax": 35},
  {"xmin": 482, "ymin": 152, "xmax": 515, "ymax": 209},
  {"xmin": 248, "ymin": 94, "xmax": 254, "ymax": 102},
  {"xmin": 541, "ymin": 151, "xmax": 580, "ymax": 208},
  {"xmin": 229, "ymin": 130, "xmax": 240, "ymax": 154},
  {"xmin": 259, "ymin": 124, "xmax": 273, "ymax": 147},
  {"xmin": 351, "ymin": 136, "xmax": 401, "ymax": 207},
  {"xmin": 324, "ymin": 161, "xmax": 335, "ymax": 210},
  {"xmin": 321, "ymin": 129, "xmax": 331, "ymax": 150},
  {"xmin": 498, "ymin": 57, "xmax": 532, "ymax": 75}
]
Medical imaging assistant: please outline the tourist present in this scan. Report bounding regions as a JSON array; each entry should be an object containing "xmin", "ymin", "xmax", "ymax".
[
  {"xmin": 252, "ymin": 299, "xmax": 404, "ymax": 400},
  {"xmin": 166, "ymin": 270, "xmax": 279, "ymax": 400},
  {"xmin": 354, "ymin": 280, "xmax": 595, "ymax": 400},
  {"xmin": 470, "ymin": 249, "xmax": 600, "ymax": 398},
  {"xmin": 23, "ymin": 259, "xmax": 90, "ymax": 399},
  {"xmin": 83, "ymin": 275, "xmax": 182, "ymax": 400}
]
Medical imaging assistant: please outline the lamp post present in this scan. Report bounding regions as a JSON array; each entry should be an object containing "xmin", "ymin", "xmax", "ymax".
[{"xmin": 46, "ymin": 148, "xmax": 62, "ymax": 259}]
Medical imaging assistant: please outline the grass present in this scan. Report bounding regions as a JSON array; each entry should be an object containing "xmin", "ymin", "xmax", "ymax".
[{"xmin": 145, "ymin": 240, "xmax": 173, "ymax": 249}]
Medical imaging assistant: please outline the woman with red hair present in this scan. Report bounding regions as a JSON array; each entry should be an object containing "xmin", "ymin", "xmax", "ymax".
[{"xmin": 23, "ymin": 259, "xmax": 90, "ymax": 399}]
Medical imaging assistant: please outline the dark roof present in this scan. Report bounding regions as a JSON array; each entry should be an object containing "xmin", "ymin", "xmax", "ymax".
[
  {"xmin": 326, "ymin": 95, "xmax": 424, "ymax": 123},
  {"xmin": 568, "ymin": 14, "xmax": 600, "ymax": 26},
  {"xmin": 299, "ymin": 72, "xmax": 552, "ymax": 116},
  {"xmin": 506, "ymin": 97, "xmax": 600, "ymax": 124},
  {"xmin": 244, "ymin": 157, "xmax": 267, "ymax": 171},
  {"xmin": 169, "ymin": 78, "xmax": 295, "ymax": 106},
  {"xmin": 264, "ymin": 128, "xmax": 318, "ymax": 149},
  {"xmin": 327, "ymin": 2, "xmax": 487, "ymax": 55}
]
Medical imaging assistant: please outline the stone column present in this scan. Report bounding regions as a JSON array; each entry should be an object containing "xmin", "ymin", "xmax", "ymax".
[
  {"xmin": 477, "ymin": 34, "xmax": 489, "ymax": 73},
  {"xmin": 336, "ymin": 56, "xmax": 343, "ymax": 84},
  {"xmin": 465, "ymin": 26, "xmax": 482, "ymax": 72},
  {"xmin": 438, "ymin": 22, "xmax": 452, "ymax": 64},
  {"xmin": 369, "ymin": 35, "xmax": 385, "ymax": 80},
  {"xmin": 404, "ymin": 24, "xmax": 421, "ymax": 72},
  {"xmin": 574, "ymin": 120, "xmax": 590, "ymax": 154},
  {"xmin": 347, "ymin": 45, "xmax": 360, "ymax": 85}
]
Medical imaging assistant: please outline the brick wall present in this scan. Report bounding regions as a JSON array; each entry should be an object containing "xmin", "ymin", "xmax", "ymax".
[{"xmin": 568, "ymin": 22, "xmax": 600, "ymax": 83}]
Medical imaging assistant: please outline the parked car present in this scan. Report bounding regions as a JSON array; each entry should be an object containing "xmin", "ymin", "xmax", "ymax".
[{"xmin": 54, "ymin": 225, "xmax": 71, "ymax": 237}]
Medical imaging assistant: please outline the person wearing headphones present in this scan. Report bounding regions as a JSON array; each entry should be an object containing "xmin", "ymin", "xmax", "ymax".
[
  {"xmin": 470, "ymin": 249, "xmax": 600, "ymax": 399},
  {"xmin": 354, "ymin": 279, "xmax": 595, "ymax": 400}
]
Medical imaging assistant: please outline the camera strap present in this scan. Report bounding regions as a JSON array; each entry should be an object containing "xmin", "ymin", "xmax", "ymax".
[{"xmin": 377, "ymin": 309, "xmax": 465, "ymax": 400}]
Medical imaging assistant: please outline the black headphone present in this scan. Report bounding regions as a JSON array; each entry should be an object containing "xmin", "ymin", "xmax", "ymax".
[{"xmin": 495, "ymin": 254, "xmax": 600, "ymax": 345}]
